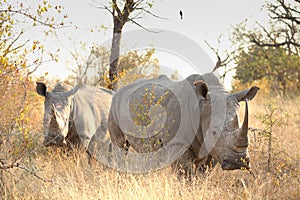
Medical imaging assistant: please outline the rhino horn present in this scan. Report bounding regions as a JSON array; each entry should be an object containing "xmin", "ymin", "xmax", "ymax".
[
  {"xmin": 237, "ymin": 99, "xmax": 249, "ymax": 145},
  {"xmin": 67, "ymin": 85, "xmax": 79, "ymax": 97}
]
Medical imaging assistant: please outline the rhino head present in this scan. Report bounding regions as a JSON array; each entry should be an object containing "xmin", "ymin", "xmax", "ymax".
[
  {"xmin": 36, "ymin": 82, "xmax": 78, "ymax": 147},
  {"xmin": 194, "ymin": 81, "xmax": 259, "ymax": 171}
]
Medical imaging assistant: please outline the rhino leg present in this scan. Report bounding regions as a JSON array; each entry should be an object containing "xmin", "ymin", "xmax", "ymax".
[
  {"xmin": 108, "ymin": 111, "xmax": 130, "ymax": 152},
  {"xmin": 64, "ymin": 123, "xmax": 81, "ymax": 149},
  {"xmin": 194, "ymin": 155, "xmax": 216, "ymax": 174},
  {"xmin": 171, "ymin": 148, "xmax": 196, "ymax": 179}
]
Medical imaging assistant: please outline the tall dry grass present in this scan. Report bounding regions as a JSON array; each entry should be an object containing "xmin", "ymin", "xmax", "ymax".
[{"xmin": 1, "ymin": 95, "xmax": 300, "ymax": 200}]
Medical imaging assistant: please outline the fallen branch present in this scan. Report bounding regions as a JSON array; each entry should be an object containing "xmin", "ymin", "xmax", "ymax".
[{"xmin": 0, "ymin": 162, "xmax": 53, "ymax": 183}]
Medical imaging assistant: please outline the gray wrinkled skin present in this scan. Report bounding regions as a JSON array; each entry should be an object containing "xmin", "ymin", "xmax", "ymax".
[
  {"xmin": 36, "ymin": 82, "xmax": 112, "ymax": 151},
  {"xmin": 108, "ymin": 73, "xmax": 259, "ymax": 176}
]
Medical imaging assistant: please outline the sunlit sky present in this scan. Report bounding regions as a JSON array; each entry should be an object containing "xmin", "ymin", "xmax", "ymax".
[{"xmin": 31, "ymin": 0, "xmax": 269, "ymax": 88}]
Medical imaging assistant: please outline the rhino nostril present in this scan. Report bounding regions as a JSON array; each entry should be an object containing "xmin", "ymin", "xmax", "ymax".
[{"xmin": 221, "ymin": 160, "xmax": 230, "ymax": 170}]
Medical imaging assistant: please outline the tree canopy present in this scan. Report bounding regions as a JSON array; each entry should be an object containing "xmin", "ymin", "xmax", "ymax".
[
  {"xmin": 232, "ymin": 0, "xmax": 300, "ymax": 96},
  {"xmin": 234, "ymin": 45, "xmax": 300, "ymax": 95},
  {"xmin": 73, "ymin": 45, "xmax": 160, "ymax": 88}
]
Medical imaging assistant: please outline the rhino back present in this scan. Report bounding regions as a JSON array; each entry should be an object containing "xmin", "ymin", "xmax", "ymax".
[
  {"xmin": 110, "ymin": 75, "xmax": 202, "ymax": 153},
  {"xmin": 72, "ymin": 86, "xmax": 112, "ymax": 148}
]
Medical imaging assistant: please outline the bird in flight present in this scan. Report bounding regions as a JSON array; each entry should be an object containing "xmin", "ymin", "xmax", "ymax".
[{"xmin": 179, "ymin": 10, "xmax": 183, "ymax": 19}]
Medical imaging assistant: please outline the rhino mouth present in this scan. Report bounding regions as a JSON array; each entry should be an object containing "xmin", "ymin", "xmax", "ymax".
[{"xmin": 221, "ymin": 158, "xmax": 250, "ymax": 170}]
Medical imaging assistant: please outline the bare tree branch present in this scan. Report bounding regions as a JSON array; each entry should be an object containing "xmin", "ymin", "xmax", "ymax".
[
  {"xmin": 134, "ymin": 7, "xmax": 168, "ymax": 20},
  {"xmin": 246, "ymin": 0, "xmax": 300, "ymax": 55},
  {"xmin": 268, "ymin": 0, "xmax": 300, "ymax": 24},
  {"xmin": 27, "ymin": 58, "xmax": 55, "ymax": 76},
  {"xmin": 1, "ymin": 9, "xmax": 58, "ymax": 28},
  {"xmin": 112, "ymin": 0, "xmax": 122, "ymax": 17},
  {"xmin": 96, "ymin": 5, "xmax": 114, "ymax": 15},
  {"xmin": 0, "ymin": 162, "xmax": 53, "ymax": 183},
  {"xmin": 127, "ymin": 17, "xmax": 162, "ymax": 33},
  {"xmin": 204, "ymin": 39, "xmax": 233, "ymax": 72},
  {"xmin": 250, "ymin": 38, "xmax": 300, "ymax": 47},
  {"xmin": 2, "ymin": 30, "xmax": 29, "ymax": 57}
]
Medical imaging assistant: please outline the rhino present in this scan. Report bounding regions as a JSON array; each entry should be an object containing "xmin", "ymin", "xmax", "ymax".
[
  {"xmin": 36, "ymin": 82, "xmax": 113, "ymax": 153},
  {"xmin": 108, "ymin": 73, "xmax": 259, "ymax": 175}
]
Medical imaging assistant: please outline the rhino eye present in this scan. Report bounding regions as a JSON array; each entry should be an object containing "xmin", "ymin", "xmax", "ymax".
[
  {"xmin": 224, "ymin": 125, "xmax": 234, "ymax": 132},
  {"xmin": 54, "ymin": 104, "xmax": 63, "ymax": 110}
]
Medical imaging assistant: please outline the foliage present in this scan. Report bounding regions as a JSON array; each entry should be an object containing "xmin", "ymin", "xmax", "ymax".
[
  {"xmin": 74, "ymin": 45, "xmax": 160, "ymax": 88},
  {"xmin": 117, "ymin": 49, "xmax": 160, "ymax": 87},
  {"xmin": 0, "ymin": 0, "xmax": 68, "ymax": 195},
  {"xmin": 0, "ymin": 0, "xmax": 67, "ymax": 73},
  {"xmin": 254, "ymin": 100, "xmax": 289, "ymax": 172},
  {"xmin": 244, "ymin": 96, "xmax": 300, "ymax": 199},
  {"xmin": 231, "ymin": 0, "xmax": 300, "ymax": 96},
  {"xmin": 233, "ymin": 45, "xmax": 300, "ymax": 96},
  {"xmin": 130, "ymin": 84, "xmax": 169, "ymax": 127}
]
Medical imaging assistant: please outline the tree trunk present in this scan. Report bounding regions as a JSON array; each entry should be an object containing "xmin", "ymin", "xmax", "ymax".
[
  {"xmin": 108, "ymin": 30, "xmax": 122, "ymax": 90},
  {"xmin": 282, "ymin": 81, "xmax": 286, "ymax": 96},
  {"xmin": 107, "ymin": 0, "xmax": 136, "ymax": 90}
]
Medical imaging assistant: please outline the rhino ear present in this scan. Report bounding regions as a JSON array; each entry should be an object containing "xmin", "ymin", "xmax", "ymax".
[
  {"xmin": 36, "ymin": 82, "xmax": 47, "ymax": 97},
  {"xmin": 194, "ymin": 80, "xmax": 208, "ymax": 99},
  {"xmin": 233, "ymin": 86, "xmax": 260, "ymax": 102}
]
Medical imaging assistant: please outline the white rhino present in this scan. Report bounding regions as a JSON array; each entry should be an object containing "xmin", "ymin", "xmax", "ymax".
[
  {"xmin": 36, "ymin": 82, "xmax": 113, "ymax": 153},
  {"xmin": 108, "ymin": 73, "xmax": 259, "ymax": 175}
]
